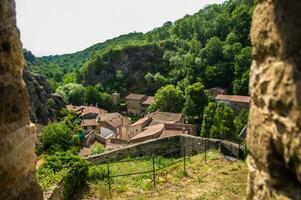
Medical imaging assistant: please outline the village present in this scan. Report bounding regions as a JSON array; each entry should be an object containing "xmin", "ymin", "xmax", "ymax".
[{"xmin": 66, "ymin": 88, "xmax": 250, "ymax": 157}]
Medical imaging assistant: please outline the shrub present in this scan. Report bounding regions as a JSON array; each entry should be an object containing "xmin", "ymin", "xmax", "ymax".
[
  {"xmin": 40, "ymin": 122, "xmax": 71, "ymax": 152},
  {"xmin": 37, "ymin": 151, "xmax": 89, "ymax": 199},
  {"xmin": 88, "ymin": 165, "xmax": 107, "ymax": 181},
  {"xmin": 91, "ymin": 144, "xmax": 106, "ymax": 155}
]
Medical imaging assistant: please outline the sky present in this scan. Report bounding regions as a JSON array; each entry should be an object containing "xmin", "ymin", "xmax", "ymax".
[{"xmin": 15, "ymin": 0, "xmax": 225, "ymax": 56}]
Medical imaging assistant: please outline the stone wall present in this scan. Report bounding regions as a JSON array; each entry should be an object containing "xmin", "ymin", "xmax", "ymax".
[
  {"xmin": 0, "ymin": 0, "xmax": 43, "ymax": 199},
  {"xmin": 87, "ymin": 135, "xmax": 220, "ymax": 164},
  {"xmin": 247, "ymin": 0, "xmax": 301, "ymax": 199}
]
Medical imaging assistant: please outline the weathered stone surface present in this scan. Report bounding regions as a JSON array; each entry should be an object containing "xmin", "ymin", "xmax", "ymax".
[
  {"xmin": 248, "ymin": 0, "xmax": 301, "ymax": 199},
  {"xmin": 0, "ymin": 0, "xmax": 43, "ymax": 199},
  {"xmin": 23, "ymin": 70, "xmax": 65, "ymax": 125}
]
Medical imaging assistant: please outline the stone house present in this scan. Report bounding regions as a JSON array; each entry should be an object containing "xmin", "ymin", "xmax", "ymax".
[
  {"xmin": 97, "ymin": 113, "xmax": 131, "ymax": 140},
  {"xmin": 81, "ymin": 118, "xmax": 99, "ymax": 133},
  {"xmin": 126, "ymin": 93, "xmax": 147, "ymax": 115},
  {"xmin": 126, "ymin": 93, "xmax": 155, "ymax": 116},
  {"xmin": 66, "ymin": 105, "xmax": 108, "ymax": 119},
  {"xmin": 128, "ymin": 111, "xmax": 185, "ymax": 139},
  {"xmin": 215, "ymin": 95, "xmax": 251, "ymax": 111},
  {"xmin": 141, "ymin": 96, "xmax": 154, "ymax": 115},
  {"xmin": 130, "ymin": 123, "xmax": 197, "ymax": 143}
]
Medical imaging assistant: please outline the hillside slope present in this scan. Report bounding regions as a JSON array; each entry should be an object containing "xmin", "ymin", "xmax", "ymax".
[
  {"xmin": 81, "ymin": 0, "xmax": 254, "ymax": 95},
  {"xmin": 84, "ymin": 151, "xmax": 247, "ymax": 200}
]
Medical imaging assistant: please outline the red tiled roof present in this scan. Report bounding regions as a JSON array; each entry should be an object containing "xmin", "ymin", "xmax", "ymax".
[
  {"xmin": 99, "ymin": 113, "xmax": 123, "ymax": 129},
  {"xmin": 142, "ymin": 96, "xmax": 154, "ymax": 105},
  {"xmin": 80, "ymin": 106, "xmax": 107, "ymax": 116},
  {"xmin": 81, "ymin": 119, "xmax": 98, "ymax": 127},
  {"xmin": 215, "ymin": 95, "xmax": 251, "ymax": 103},
  {"xmin": 126, "ymin": 93, "xmax": 147, "ymax": 101},
  {"xmin": 160, "ymin": 129, "xmax": 183, "ymax": 138},
  {"xmin": 152, "ymin": 112, "xmax": 183, "ymax": 123},
  {"xmin": 131, "ymin": 124, "xmax": 164, "ymax": 142},
  {"xmin": 131, "ymin": 114, "xmax": 153, "ymax": 126}
]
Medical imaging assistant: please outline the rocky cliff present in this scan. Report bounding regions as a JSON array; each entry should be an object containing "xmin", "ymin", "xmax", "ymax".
[
  {"xmin": 23, "ymin": 70, "xmax": 65, "ymax": 125},
  {"xmin": 0, "ymin": 0, "xmax": 43, "ymax": 199},
  {"xmin": 83, "ymin": 43, "xmax": 167, "ymax": 93}
]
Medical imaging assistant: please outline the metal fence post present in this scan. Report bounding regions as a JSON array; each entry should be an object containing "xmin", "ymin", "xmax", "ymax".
[
  {"xmin": 238, "ymin": 140, "xmax": 241, "ymax": 159},
  {"xmin": 152, "ymin": 155, "xmax": 156, "ymax": 188},
  {"xmin": 107, "ymin": 162, "xmax": 111, "ymax": 198},
  {"xmin": 183, "ymin": 146, "xmax": 186, "ymax": 172},
  {"xmin": 205, "ymin": 139, "xmax": 207, "ymax": 163}
]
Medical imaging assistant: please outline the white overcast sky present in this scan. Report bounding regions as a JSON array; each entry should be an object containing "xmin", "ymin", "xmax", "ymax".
[{"xmin": 15, "ymin": 0, "xmax": 225, "ymax": 56}]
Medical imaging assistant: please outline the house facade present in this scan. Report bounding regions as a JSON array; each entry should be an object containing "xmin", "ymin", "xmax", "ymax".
[
  {"xmin": 97, "ymin": 113, "xmax": 131, "ymax": 140},
  {"xmin": 80, "ymin": 118, "xmax": 100, "ymax": 133},
  {"xmin": 215, "ymin": 95, "xmax": 251, "ymax": 111},
  {"xmin": 126, "ymin": 93, "xmax": 155, "ymax": 116},
  {"xmin": 126, "ymin": 93, "xmax": 147, "ymax": 115}
]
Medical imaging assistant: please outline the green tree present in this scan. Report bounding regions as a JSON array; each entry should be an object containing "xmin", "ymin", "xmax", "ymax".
[
  {"xmin": 201, "ymin": 102, "xmax": 218, "ymax": 137},
  {"xmin": 145, "ymin": 72, "xmax": 169, "ymax": 94},
  {"xmin": 84, "ymin": 86, "xmax": 100, "ymax": 106},
  {"xmin": 148, "ymin": 84, "xmax": 185, "ymax": 113},
  {"xmin": 210, "ymin": 104, "xmax": 235, "ymax": 140},
  {"xmin": 201, "ymin": 37, "xmax": 223, "ymax": 65},
  {"xmin": 183, "ymin": 82, "xmax": 208, "ymax": 122},
  {"xmin": 68, "ymin": 86, "xmax": 85, "ymax": 106},
  {"xmin": 233, "ymin": 109, "xmax": 249, "ymax": 138},
  {"xmin": 56, "ymin": 83, "xmax": 85, "ymax": 103},
  {"xmin": 40, "ymin": 122, "xmax": 72, "ymax": 152}
]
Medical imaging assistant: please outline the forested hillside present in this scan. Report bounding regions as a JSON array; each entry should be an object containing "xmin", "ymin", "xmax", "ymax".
[
  {"xmin": 25, "ymin": 0, "xmax": 255, "ymax": 99},
  {"xmin": 80, "ymin": 0, "xmax": 254, "ymax": 95}
]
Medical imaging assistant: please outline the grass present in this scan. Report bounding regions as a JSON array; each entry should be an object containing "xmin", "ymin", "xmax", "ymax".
[{"xmin": 83, "ymin": 151, "xmax": 248, "ymax": 200}]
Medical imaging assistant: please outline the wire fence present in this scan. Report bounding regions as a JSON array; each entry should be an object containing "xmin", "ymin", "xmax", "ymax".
[{"xmin": 89, "ymin": 139, "xmax": 246, "ymax": 196}]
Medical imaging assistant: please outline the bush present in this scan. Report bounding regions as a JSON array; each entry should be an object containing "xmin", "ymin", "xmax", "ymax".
[
  {"xmin": 88, "ymin": 165, "xmax": 107, "ymax": 181},
  {"xmin": 37, "ymin": 151, "xmax": 89, "ymax": 199},
  {"xmin": 40, "ymin": 122, "xmax": 72, "ymax": 152},
  {"xmin": 91, "ymin": 144, "xmax": 106, "ymax": 155}
]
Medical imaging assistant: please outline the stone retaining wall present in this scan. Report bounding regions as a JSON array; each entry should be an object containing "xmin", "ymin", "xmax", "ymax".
[{"xmin": 87, "ymin": 135, "xmax": 220, "ymax": 164}]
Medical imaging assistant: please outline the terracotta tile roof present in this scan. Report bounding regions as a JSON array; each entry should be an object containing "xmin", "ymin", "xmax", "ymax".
[
  {"xmin": 131, "ymin": 124, "xmax": 164, "ymax": 142},
  {"xmin": 80, "ymin": 106, "xmax": 107, "ymax": 116},
  {"xmin": 160, "ymin": 129, "xmax": 183, "ymax": 138},
  {"xmin": 215, "ymin": 95, "xmax": 251, "ymax": 103},
  {"xmin": 99, "ymin": 113, "xmax": 123, "ymax": 129},
  {"xmin": 131, "ymin": 114, "xmax": 153, "ymax": 126},
  {"xmin": 126, "ymin": 93, "xmax": 147, "ymax": 101},
  {"xmin": 81, "ymin": 119, "xmax": 98, "ymax": 127},
  {"xmin": 142, "ymin": 96, "xmax": 154, "ymax": 105},
  {"xmin": 152, "ymin": 112, "xmax": 183, "ymax": 123}
]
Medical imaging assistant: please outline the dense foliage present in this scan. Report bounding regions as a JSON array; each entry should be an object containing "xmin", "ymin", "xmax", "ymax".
[
  {"xmin": 201, "ymin": 102, "xmax": 248, "ymax": 141},
  {"xmin": 38, "ymin": 110, "xmax": 83, "ymax": 154},
  {"xmin": 37, "ymin": 151, "xmax": 89, "ymax": 199},
  {"xmin": 55, "ymin": 83, "xmax": 113, "ymax": 110},
  {"xmin": 25, "ymin": 0, "xmax": 255, "ymax": 96}
]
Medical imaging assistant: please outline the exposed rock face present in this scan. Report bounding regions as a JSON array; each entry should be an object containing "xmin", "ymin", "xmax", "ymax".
[
  {"xmin": 23, "ymin": 70, "xmax": 65, "ymax": 125},
  {"xmin": 0, "ymin": 0, "xmax": 43, "ymax": 199},
  {"xmin": 248, "ymin": 0, "xmax": 301, "ymax": 199},
  {"xmin": 83, "ymin": 44, "xmax": 166, "ymax": 92}
]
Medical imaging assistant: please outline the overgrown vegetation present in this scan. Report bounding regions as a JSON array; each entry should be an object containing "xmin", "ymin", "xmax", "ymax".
[
  {"xmin": 37, "ymin": 109, "xmax": 83, "ymax": 155},
  {"xmin": 37, "ymin": 151, "xmax": 89, "ymax": 200},
  {"xmin": 201, "ymin": 102, "xmax": 248, "ymax": 141},
  {"xmin": 55, "ymin": 83, "xmax": 113, "ymax": 110}
]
